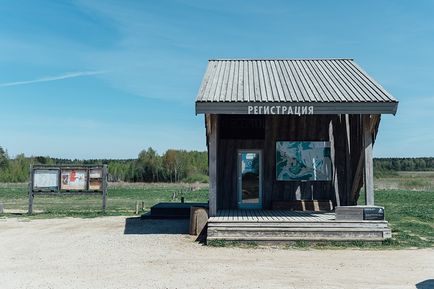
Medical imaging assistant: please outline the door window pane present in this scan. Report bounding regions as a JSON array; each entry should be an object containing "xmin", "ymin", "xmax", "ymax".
[{"xmin": 241, "ymin": 152, "xmax": 260, "ymax": 204}]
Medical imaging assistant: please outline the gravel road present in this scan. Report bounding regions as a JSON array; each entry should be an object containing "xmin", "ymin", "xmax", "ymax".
[{"xmin": 0, "ymin": 216, "xmax": 432, "ymax": 289}]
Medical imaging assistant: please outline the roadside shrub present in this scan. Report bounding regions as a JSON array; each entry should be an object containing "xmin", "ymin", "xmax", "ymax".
[{"xmin": 183, "ymin": 174, "xmax": 209, "ymax": 184}]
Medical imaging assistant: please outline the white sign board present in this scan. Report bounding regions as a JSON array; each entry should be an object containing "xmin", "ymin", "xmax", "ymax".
[
  {"xmin": 89, "ymin": 169, "xmax": 102, "ymax": 178},
  {"xmin": 33, "ymin": 170, "xmax": 59, "ymax": 190}
]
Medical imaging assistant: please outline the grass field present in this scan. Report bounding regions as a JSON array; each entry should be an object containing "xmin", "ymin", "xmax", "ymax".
[
  {"xmin": 375, "ymin": 171, "xmax": 434, "ymax": 191},
  {"xmin": 360, "ymin": 190, "xmax": 433, "ymax": 248},
  {"xmin": 0, "ymin": 173, "xmax": 433, "ymax": 248},
  {"xmin": 0, "ymin": 182, "xmax": 208, "ymax": 218}
]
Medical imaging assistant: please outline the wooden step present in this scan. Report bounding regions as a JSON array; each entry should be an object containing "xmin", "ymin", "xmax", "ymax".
[
  {"xmin": 208, "ymin": 229, "xmax": 391, "ymax": 241},
  {"xmin": 207, "ymin": 235, "xmax": 389, "ymax": 242},
  {"xmin": 207, "ymin": 210, "xmax": 392, "ymax": 242},
  {"xmin": 208, "ymin": 221, "xmax": 389, "ymax": 229},
  {"xmin": 207, "ymin": 222, "xmax": 391, "ymax": 241}
]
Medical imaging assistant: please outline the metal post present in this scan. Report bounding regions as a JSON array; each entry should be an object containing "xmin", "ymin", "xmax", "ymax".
[{"xmin": 28, "ymin": 165, "xmax": 34, "ymax": 215}]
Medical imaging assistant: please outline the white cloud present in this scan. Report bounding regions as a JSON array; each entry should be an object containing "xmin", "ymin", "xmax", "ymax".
[{"xmin": 0, "ymin": 70, "xmax": 107, "ymax": 87}]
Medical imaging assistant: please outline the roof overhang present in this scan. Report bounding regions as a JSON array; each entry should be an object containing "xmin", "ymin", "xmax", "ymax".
[
  {"xmin": 194, "ymin": 59, "xmax": 399, "ymax": 116},
  {"xmin": 196, "ymin": 101, "xmax": 398, "ymax": 115}
]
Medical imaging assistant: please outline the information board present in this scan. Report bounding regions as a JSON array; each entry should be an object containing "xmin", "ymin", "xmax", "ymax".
[
  {"xmin": 89, "ymin": 168, "xmax": 103, "ymax": 190},
  {"xmin": 29, "ymin": 165, "xmax": 108, "ymax": 214},
  {"xmin": 61, "ymin": 169, "xmax": 87, "ymax": 190},
  {"xmin": 33, "ymin": 169, "xmax": 59, "ymax": 191}
]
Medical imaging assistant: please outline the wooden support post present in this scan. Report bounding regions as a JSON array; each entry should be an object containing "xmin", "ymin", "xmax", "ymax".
[
  {"xmin": 351, "ymin": 152, "xmax": 364, "ymax": 204},
  {"xmin": 329, "ymin": 118, "xmax": 340, "ymax": 207},
  {"xmin": 208, "ymin": 114, "xmax": 218, "ymax": 217},
  {"xmin": 102, "ymin": 164, "xmax": 108, "ymax": 213},
  {"xmin": 135, "ymin": 201, "xmax": 139, "ymax": 215},
  {"xmin": 363, "ymin": 115, "xmax": 374, "ymax": 205},
  {"xmin": 344, "ymin": 114, "xmax": 352, "ymax": 206},
  {"xmin": 28, "ymin": 165, "xmax": 34, "ymax": 215}
]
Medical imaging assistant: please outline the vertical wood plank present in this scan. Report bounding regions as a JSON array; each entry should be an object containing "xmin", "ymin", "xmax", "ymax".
[
  {"xmin": 349, "ymin": 115, "xmax": 364, "ymax": 204},
  {"xmin": 363, "ymin": 115, "xmax": 374, "ymax": 205},
  {"xmin": 208, "ymin": 114, "xmax": 218, "ymax": 216},
  {"xmin": 28, "ymin": 164, "xmax": 34, "ymax": 215},
  {"xmin": 344, "ymin": 114, "xmax": 352, "ymax": 206},
  {"xmin": 263, "ymin": 115, "xmax": 272, "ymax": 209},
  {"xmin": 102, "ymin": 164, "xmax": 108, "ymax": 213},
  {"xmin": 329, "ymin": 117, "xmax": 341, "ymax": 207}
]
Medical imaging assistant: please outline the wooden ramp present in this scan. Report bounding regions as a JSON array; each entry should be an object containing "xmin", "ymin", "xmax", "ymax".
[{"xmin": 207, "ymin": 210, "xmax": 391, "ymax": 242}]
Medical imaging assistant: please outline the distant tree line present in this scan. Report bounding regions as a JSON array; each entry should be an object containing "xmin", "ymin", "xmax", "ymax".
[
  {"xmin": 0, "ymin": 146, "xmax": 208, "ymax": 183},
  {"xmin": 1, "ymin": 145, "xmax": 433, "ymax": 183},
  {"xmin": 374, "ymin": 157, "xmax": 434, "ymax": 173}
]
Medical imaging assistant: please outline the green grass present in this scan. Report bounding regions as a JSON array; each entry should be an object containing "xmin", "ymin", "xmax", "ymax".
[
  {"xmin": 359, "ymin": 190, "xmax": 434, "ymax": 248},
  {"xmin": 369, "ymin": 190, "xmax": 433, "ymax": 248},
  {"xmin": 0, "ymin": 182, "xmax": 208, "ymax": 219},
  {"xmin": 207, "ymin": 240, "xmax": 259, "ymax": 248}
]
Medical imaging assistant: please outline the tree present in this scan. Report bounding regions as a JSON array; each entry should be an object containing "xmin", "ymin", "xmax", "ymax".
[
  {"xmin": 0, "ymin": 146, "xmax": 209, "ymax": 183},
  {"xmin": 138, "ymin": 147, "xmax": 162, "ymax": 182},
  {"xmin": 163, "ymin": 150, "xmax": 177, "ymax": 182},
  {"xmin": 0, "ymin": 146, "xmax": 8, "ymax": 169},
  {"xmin": 392, "ymin": 159, "xmax": 401, "ymax": 171}
]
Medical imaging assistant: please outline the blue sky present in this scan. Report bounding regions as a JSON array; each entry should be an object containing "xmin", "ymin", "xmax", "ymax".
[{"xmin": 1, "ymin": 0, "xmax": 433, "ymax": 159}]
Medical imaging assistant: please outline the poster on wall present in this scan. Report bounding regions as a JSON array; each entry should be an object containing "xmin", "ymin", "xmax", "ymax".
[
  {"xmin": 33, "ymin": 169, "xmax": 59, "ymax": 191},
  {"xmin": 89, "ymin": 168, "xmax": 103, "ymax": 191},
  {"xmin": 61, "ymin": 169, "xmax": 87, "ymax": 190},
  {"xmin": 276, "ymin": 141, "xmax": 332, "ymax": 181}
]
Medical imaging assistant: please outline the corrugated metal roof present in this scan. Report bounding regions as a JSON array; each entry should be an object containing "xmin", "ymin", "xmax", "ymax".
[{"xmin": 196, "ymin": 59, "xmax": 397, "ymax": 105}]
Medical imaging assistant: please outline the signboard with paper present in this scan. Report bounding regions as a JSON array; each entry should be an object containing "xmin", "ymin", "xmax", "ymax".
[
  {"xmin": 33, "ymin": 169, "xmax": 59, "ymax": 191},
  {"xmin": 60, "ymin": 169, "xmax": 87, "ymax": 190}
]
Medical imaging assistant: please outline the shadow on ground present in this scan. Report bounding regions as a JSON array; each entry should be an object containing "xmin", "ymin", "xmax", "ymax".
[
  {"xmin": 124, "ymin": 217, "xmax": 189, "ymax": 235},
  {"xmin": 416, "ymin": 279, "xmax": 434, "ymax": 289}
]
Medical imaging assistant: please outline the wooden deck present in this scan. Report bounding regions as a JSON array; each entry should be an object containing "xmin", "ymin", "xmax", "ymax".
[
  {"xmin": 210, "ymin": 209, "xmax": 336, "ymax": 222},
  {"xmin": 207, "ymin": 210, "xmax": 391, "ymax": 242}
]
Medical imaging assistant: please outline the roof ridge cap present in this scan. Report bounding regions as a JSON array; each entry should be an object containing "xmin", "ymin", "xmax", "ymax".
[{"xmin": 208, "ymin": 58, "xmax": 354, "ymax": 61}]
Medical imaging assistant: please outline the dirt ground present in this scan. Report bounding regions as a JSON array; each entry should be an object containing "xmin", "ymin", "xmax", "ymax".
[{"xmin": 0, "ymin": 217, "xmax": 433, "ymax": 289}]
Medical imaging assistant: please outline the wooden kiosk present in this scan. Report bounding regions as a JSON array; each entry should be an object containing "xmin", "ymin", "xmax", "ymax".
[{"xmin": 195, "ymin": 59, "xmax": 398, "ymax": 242}]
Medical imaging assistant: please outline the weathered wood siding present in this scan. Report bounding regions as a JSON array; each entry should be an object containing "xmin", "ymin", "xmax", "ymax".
[
  {"xmin": 217, "ymin": 139, "xmax": 264, "ymax": 209},
  {"xmin": 215, "ymin": 114, "xmax": 370, "ymax": 210},
  {"xmin": 263, "ymin": 115, "xmax": 334, "ymax": 209}
]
